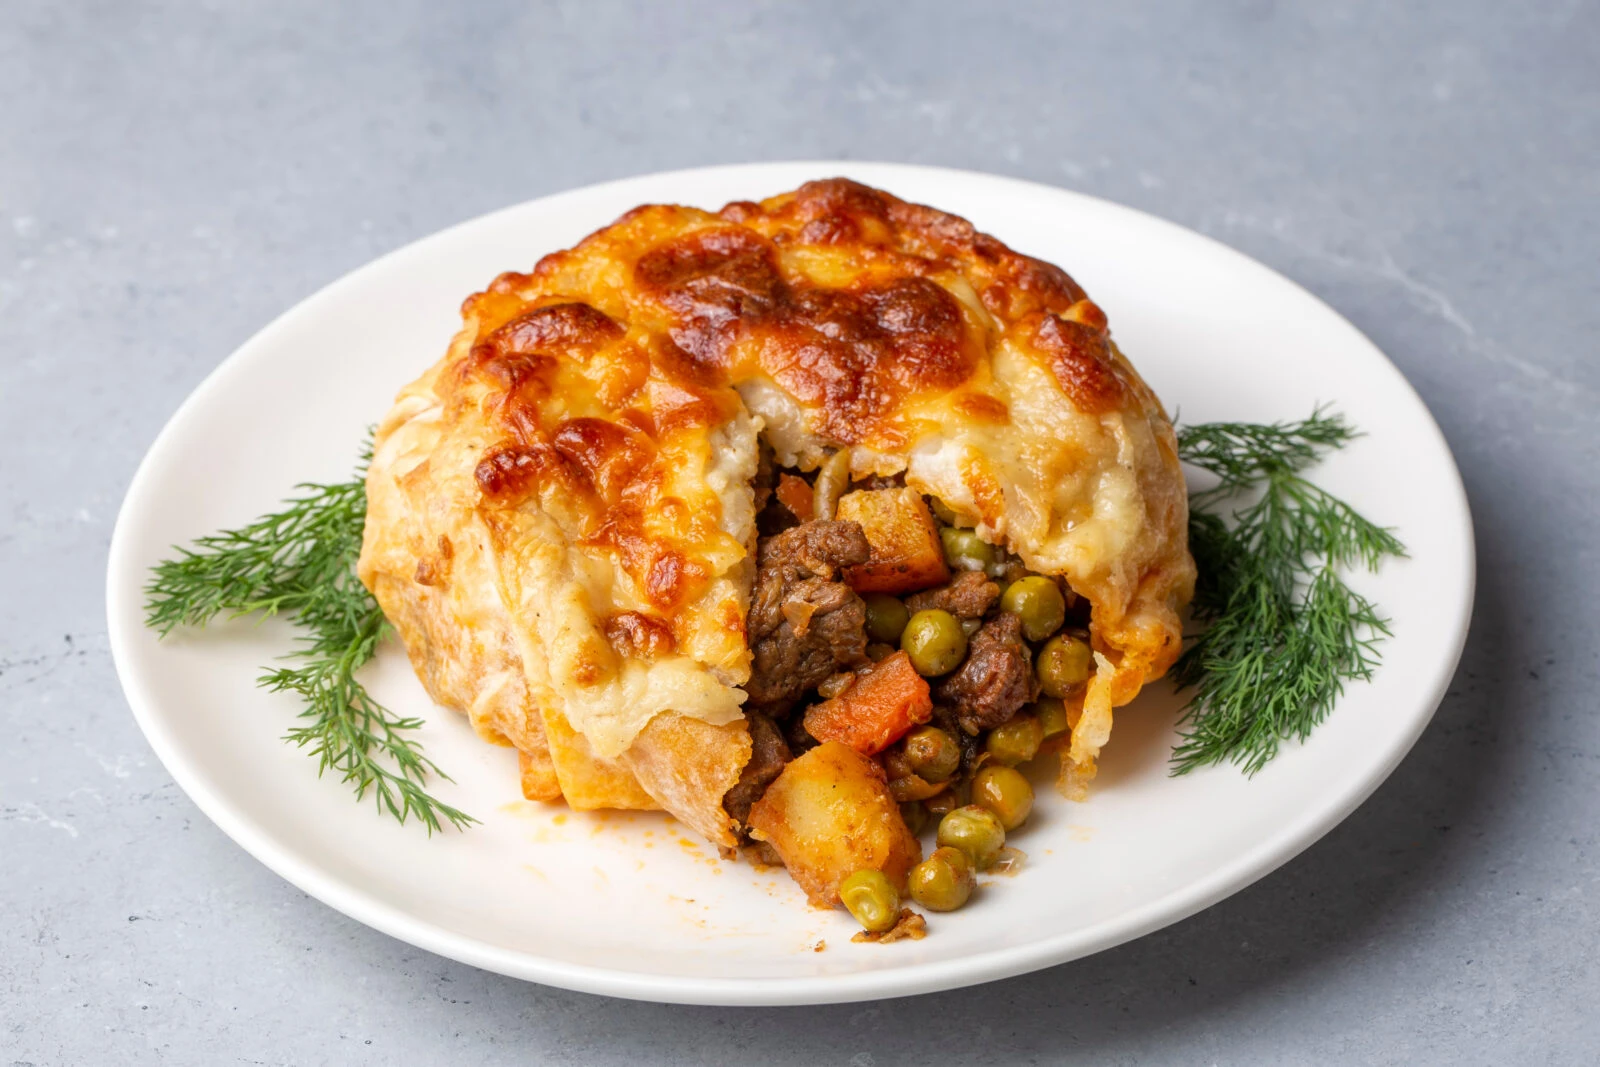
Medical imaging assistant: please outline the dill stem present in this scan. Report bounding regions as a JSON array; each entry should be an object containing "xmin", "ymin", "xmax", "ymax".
[
  {"xmin": 1173, "ymin": 409, "xmax": 1403, "ymax": 774},
  {"xmin": 145, "ymin": 441, "xmax": 473, "ymax": 832}
]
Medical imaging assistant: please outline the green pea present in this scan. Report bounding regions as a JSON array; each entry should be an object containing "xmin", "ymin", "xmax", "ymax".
[
  {"xmin": 1033, "ymin": 696, "xmax": 1070, "ymax": 740},
  {"xmin": 1036, "ymin": 632, "xmax": 1093, "ymax": 698},
  {"xmin": 901, "ymin": 609, "xmax": 968, "ymax": 676},
  {"xmin": 1000, "ymin": 575, "xmax": 1067, "ymax": 643},
  {"xmin": 839, "ymin": 869, "xmax": 900, "ymax": 933},
  {"xmin": 907, "ymin": 846, "xmax": 975, "ymax": 912},
  {"xmin": 985, "ymin": 714, "xmax": 1043, "ymax": 766},
  {"xmin": 899, "ymin": 800, "xmax": 929, "ymax": 837},
  {"xmin": 904, "ymin": 725, "xmax": 960, "ymax": 783},
  {"xmin": 863, "ymin": 594, "xmax": 911, "ymax": 645},
  {"xmin": 939, "ymin": 527, "xmax": 998, "ymax": 573},
  {"xmin": 936, "ymin": 805, "xmax": 1006, "ymax": 871},
  {"xmin": 972, "ymin": 764, "xmax": 1034, "ymax": 831}
]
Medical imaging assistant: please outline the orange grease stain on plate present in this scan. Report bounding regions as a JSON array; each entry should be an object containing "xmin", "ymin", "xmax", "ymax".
[
  {"xmin": 498, "ymin": 800, "xmax": 544, "ymax": 818},
  {"xmin": 978, "ymin": 847, "xmax": 1027, "ymax": 887},
  {"xmin": 512, "ymin": 796, "xmax": 831, "ymax": 945},
  {"xmin": 675, "ymin": 835, "xmax": 723, "ymax": 867},
  {"xmin": 664, "ymin": 893, "xmax": 711, "ymax": 931},
  {"xmin": 499, "ymin": 800, "xmax": 584, "ymax": 845},
  {"xmin": 523, "ymin": 825, "xmax": 565, "ymax": 845}
]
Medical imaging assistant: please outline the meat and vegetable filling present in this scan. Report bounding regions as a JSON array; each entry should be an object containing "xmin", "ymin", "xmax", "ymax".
[{"xmin": 725, "ymin": 449, "xmax": 1097, "ymax": 929}]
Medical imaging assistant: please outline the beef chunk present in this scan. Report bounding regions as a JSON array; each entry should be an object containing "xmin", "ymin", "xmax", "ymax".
[
  {"xmin": 904, "ymin": 570, "xmax": 1000, "ymax": 619},
  {"xmin": 785, "ymin": 709, "xmax": 820, "ymax": 755},
  {"xmin": 936, "ymin": 612, "xmax": 1037, "ymax": 734},
  {"xmin": 758, "ymin": 520, "xmax": 870, "ymax": 579},
  {"xmin": 930, "ymin": 704, "xmax": 985, "ymax": 773},
  {"xmin": 746, "ymin": 520, "xmax": 872, "ymax": 710},
  {"xmin": 723, "ymin": 712, "xmax": 792, "ymax": 826}
]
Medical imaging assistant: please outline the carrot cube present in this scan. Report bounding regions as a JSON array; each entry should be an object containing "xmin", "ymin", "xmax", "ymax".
[
  {"xmin": 775, "ymin": 473, "xmax": 814, "ymax": 521},
  {"xmin": 803, "ymin": 652, "xmax": 933, "ymax": 755}
]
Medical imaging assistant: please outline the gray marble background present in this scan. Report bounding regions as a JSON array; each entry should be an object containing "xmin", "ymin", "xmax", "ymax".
[{"xmin": 4, "ymin": 1, "xmax": 1597, "ymax": 1063}]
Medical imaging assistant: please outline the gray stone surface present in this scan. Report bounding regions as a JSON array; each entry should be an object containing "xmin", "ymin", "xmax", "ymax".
[{"xmin": 3, "ymin": 0, "xmax": 1597, "ymax": 1062}]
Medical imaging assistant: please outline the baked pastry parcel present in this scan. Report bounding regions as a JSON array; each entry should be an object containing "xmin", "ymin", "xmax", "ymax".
[{"xmin": 359, "ymin": 178, "xmax": 1194, "ymax": 900}]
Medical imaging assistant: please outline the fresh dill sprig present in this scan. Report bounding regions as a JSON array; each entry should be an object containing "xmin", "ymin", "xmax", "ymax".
[
  {"xmin": 1172, "ymin": 408, "xmax": 1405, "ymax": 774},
  {"xmin": 144, "ymin": 441, "xmax": 475, "ymax": 833}
]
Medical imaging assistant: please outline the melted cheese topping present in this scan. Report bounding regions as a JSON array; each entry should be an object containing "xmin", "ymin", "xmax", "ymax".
[{"xmin": 361, "ymin": 178, "xmax": 1195, "ymax": 786}]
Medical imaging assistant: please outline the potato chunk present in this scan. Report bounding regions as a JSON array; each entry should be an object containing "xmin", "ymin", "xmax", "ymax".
[
  {"xmin": 747, "ymin": 741, "xmax": 923, "ymax": 906},
  {"xmin": 835, "ymin": 488, "xmax": 950, "ymax": 594}
]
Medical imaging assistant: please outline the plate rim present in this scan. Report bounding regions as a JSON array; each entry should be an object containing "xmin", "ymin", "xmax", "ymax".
[{"xmin": 105, "ymin": 160, "xmax": 1476, "ymax": 1006}]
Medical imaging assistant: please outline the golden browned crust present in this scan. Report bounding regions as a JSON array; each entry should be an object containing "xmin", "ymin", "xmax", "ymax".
[{"xmin": 358, "ymin": 178, "xmax": 1195, "ymax": 842}]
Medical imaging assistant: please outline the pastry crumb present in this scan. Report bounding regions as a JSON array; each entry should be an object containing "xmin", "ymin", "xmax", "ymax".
[{"xmin": 851, "ymin": 909, "xmax": 927, "ymax": 944}]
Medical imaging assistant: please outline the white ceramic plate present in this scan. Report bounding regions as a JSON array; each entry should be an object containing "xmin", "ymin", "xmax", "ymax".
[{"xmin": 106, "ymin": 162, "xmax": 1474, "ymax": 1006}]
